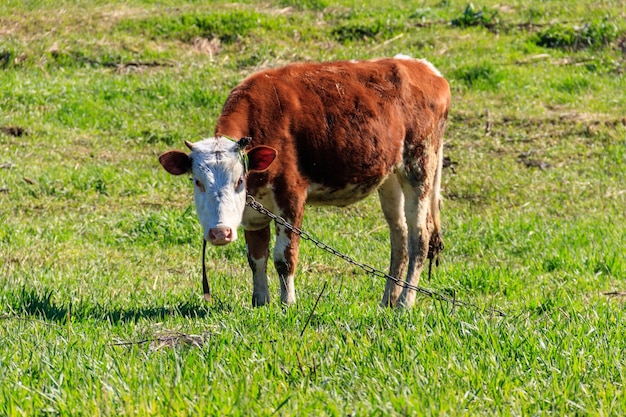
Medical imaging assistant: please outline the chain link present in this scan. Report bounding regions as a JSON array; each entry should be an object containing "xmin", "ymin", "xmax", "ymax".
[{"xmin": 245, "ymin": 195, "xmax": 505, "ymax": 316}]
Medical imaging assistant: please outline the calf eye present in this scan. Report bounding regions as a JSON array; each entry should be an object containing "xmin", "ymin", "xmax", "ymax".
[
  {"xmin": 235, "ymin": 177, "xmax": 244, "ymax": 190},
  {"xmin": 194, "ymin": 179, "xmax": 206, "ymax": 192}
]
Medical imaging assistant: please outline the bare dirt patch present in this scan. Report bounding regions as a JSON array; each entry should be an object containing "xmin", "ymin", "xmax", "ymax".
[{"xmin": 192, "ymin": 36, "xmax": 221, "ymax": 58}]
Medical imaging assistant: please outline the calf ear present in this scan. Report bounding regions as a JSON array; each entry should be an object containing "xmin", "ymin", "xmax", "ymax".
[
  {"xmin": 246, "ymin": 146, "xmax": 277, "ymax": 172},
  {"xmin": 159, "ymin": 150, "xmax": 191, "ymax": 175}
]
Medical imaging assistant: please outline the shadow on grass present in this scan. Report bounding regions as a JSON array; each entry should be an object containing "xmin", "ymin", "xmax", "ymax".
[{"xmin": 3, "ymin": 286, "xmax": 232, "ymax": 324}]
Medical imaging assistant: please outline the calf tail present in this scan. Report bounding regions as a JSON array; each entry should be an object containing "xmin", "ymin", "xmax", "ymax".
[{"xmin": 427, "ymin": 132, "xmax": 444, "ymax": 270}]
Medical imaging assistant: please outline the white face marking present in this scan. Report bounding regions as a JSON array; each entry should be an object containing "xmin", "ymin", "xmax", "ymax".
[{"xmin": 189, "ymin": 137, "xmax": 247, "ymax": 243}]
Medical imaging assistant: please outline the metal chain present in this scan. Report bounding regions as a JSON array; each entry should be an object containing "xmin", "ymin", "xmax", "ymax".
[{"xmin": 245, "ymin": 195, "xmax": 505, "ymax": 316}]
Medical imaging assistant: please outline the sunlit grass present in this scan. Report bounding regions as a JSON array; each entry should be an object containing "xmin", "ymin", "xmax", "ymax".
[{"xmin": 1, "ymin": 0, "xmax": 625, "ymax": 415}]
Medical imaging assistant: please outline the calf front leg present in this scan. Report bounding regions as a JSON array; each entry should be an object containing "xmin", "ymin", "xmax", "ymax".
[
  {"xmin": 274, "ymin": 223, "xmax": 300, "ymax": 305},
  {"xmin": 245, "ymin": 226, "xmax": 271, "ymax": 307}
]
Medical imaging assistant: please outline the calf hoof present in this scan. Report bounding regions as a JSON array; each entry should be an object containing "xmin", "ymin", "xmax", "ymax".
[
  {"xmin": 395, "ymin": 291, "xmax": 417, "ymax": 309},
  {"xmin": 380, "ymin": 281, "xmax": 403, "ymax": 308},
  {"xmin": 280, "ymin": 293, "xmax": 296, "ymax": 306},
  {"xmin": 252, "ymin": 293, "xmax": 270, "ymax": 307},
  {"xmin": 380, "ymin": 296, "xmax": 397, "ymax": 308},
  {"xmin": 394, "ymin": 300, "xmax": 415, "ymax": 309}
]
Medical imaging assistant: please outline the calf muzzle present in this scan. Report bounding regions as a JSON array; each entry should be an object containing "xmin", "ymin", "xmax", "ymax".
[{"xmin": 208, "ymin": 226, "xmax": 233, "ymax": 245}]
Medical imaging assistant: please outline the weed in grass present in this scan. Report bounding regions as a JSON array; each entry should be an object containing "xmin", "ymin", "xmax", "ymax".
[
  {"xmin": 278, "ymin": 0, "xmax": 328, "ymax": 11},
  {"xmin": 453, "ymin": 62, "xmax": 504, "ymax": 90},
  {"xmin": 137, "ymin": 129, "xmax": 181, "ymax": 146},
  {"xmin": 553, "ymin": 75, "xmax": 591, "ymax": 94},
  {"xmin": 119, "ymin": 10, "xmax": 272, "ymax": 44},
  {"xmin": 331, "ymin": 18, "xmax": 403, "ymax": 43},
  {"xmin": 532, "ymin": 19, "xmax": 623, "ymax": 50},
  {"xmin": 451, "ymin": 3, "xmax": 499, "ymax": 29}
]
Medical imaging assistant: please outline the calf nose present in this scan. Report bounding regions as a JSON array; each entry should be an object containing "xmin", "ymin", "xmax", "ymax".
[{"xmin": 208, "ymin": 227, "xmax": 233, "ymax": 245}]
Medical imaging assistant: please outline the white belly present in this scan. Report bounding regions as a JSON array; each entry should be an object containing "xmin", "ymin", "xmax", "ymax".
[{"xmin": 306, "ymin": 177, "xmax": 387, "ymax": 207}]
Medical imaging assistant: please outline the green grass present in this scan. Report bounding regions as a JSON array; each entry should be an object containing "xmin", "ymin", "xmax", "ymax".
[{"xmin": 1, "ymin": 0, "xmax": 625, "ymax": 415}]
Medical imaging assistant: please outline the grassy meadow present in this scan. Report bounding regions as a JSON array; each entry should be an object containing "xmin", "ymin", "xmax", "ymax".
[{"xmin": 1, "ymin": 0, "xmax": 625, "ymax": 414}]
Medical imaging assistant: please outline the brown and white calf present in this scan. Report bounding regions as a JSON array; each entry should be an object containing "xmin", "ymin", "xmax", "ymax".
[{"xmin": 159, "ymin": 55, "xmax": 450, "ymax": 308}]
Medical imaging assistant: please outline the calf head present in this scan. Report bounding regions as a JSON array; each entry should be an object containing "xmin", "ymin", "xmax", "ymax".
[{"xmin": 159, "ymin": 136, "xmax": 277, "ymax": 245}]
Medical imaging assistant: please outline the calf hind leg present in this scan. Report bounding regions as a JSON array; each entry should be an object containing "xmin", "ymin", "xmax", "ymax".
[
  {"xmin": 396, "ymin": 153, "xmax": 441, "ymax": 307},
  {"xmin": 378, "ymin": 175, "xmax": 409, "ymax": 307},
  {"xmin": 395, "ymin": 183, "xmax": 432, "ymax": 308}
]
